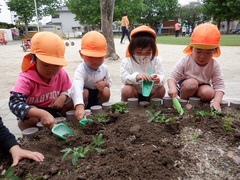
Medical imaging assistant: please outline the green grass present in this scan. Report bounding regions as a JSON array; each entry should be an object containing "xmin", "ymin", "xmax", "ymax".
[{"xmin": 156, "ymin": 35, "xmax": 240, "ymax": 46}]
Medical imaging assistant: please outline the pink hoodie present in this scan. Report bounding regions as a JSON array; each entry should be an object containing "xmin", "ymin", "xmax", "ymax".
[{"xmin": 11, "ymin": 67, "xmax": 71, "ymax": 107}]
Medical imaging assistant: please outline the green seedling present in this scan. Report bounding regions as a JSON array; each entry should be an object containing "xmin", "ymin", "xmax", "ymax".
[
  {"xmin": 146, "ymin": 110, "xmax": 175, "ymax": 123},
  {"xmin": 222, "ymin": 117, "xmax": 234, "ymax": 132},
  {"xmin": 146, "ymin": 109, "xmax": 161, "ymax": 122},
  {"xmin": 196, "ymin": 107, "xmax": 221, "ymax": 117},
  {"xmin": 110, "ymin": 102, "xmax": 128, "ymax": 114},
  {"xmin": 2, "ymin": 166, "xmax": 19, "ymax": 180},
  {"xmin": 181, "ymin": 132, "xmax": 200, "ymax": 143},
  {"xmin": 192, "ymin": 132, "xmax": 200, "ymax": 143},
  {"xmin": 61, "ymin": 134, "xmax": 104, "ymax": 165},
  {"xmin": 94, "ymin": 113, "xmax": 108, "ymax": 123}
]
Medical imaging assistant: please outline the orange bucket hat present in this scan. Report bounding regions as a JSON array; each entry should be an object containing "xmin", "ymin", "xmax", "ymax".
[
  {"xmin": 21, "ymin": 32, "xmax": 67, "ymax": 72},
  {"xmin": 183, "ymin": 23, "xmax": 221, "ymax": 57},
  {"xmin": 80, "ymin": 31, "xmax": 107, "ymax": 57},
  {"xmin": 126, "ymin": 25, "xmax": 158, "ymax": 57}
]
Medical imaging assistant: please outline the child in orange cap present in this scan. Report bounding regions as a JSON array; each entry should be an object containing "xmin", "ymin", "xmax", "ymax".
[
  {"xmin": 71, "ymin": 31, "xmax": 112, "ymax": 120},
  {"xmin": 167, "ymin": 23, "xmax": 224, "ymax": 111},
  {"xmin": 9, "ymin": 32, "xmax": 73, "ymax": 131},
  {"xmin": 120, "ymin": 25, "xmax": 166, "ymax": 102}
]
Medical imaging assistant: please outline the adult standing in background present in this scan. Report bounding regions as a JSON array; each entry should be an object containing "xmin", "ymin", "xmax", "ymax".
[
  {"xmin": 175, "ymin": 22, "xmax": 181, "ymax": 37},
  {"xmin": 120, "ymin": 12, "xmax": 130, "ymax": 44}
]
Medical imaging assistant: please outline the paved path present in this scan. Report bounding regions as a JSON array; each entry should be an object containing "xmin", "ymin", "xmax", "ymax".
[{"xmin": 1, "ymin": 38, "xmax": 240, "ymax": 138}]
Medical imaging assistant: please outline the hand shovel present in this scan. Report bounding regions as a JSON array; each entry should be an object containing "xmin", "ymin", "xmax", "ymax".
[
  {"xmin": 142, "ymin": 68, "xmax": 153, "ymax": 97},
  {"xmin": 142, "ymin": 80, "xmax": 154, "ymax": 97},
  {"xmin": 172, "ymin": 97, "xmax": 184, "ymax": 115},
  {"xmin": 51, "ymin": 123, "xmax": 74, "ymax": 140},
  {"xmin": 79, "ymin": 118, "xmax": 93, "ymax": 128}
]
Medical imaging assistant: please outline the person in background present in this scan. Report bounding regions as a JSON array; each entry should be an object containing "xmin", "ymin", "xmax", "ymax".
[
  {"xmin": 120, "ymin": 25, "xmax": 166, "ymax": 102},
  {"xmin": 175, "ymin": 21, "xmax": 181, "ymax": 37},
  {"xmin": 9, "ymin": 32, "xmax": 73, "ymax": 131},
  {"xmin": 0, "ymin": 117, "xmax": 44, "ymax": 166},
  {"xmin": 167, "ymin": 23, "xmax": 224, "ymax": 111},
  {"xmin": 71, "ymin": 31, "xmax": 112, "ymax": 120},
  {"xmin": 182, "ymin": 24, "xmax": 187, "ymax": 37},
  {"xmin": 120, "ymin": 12, "xmax": 130, "ymax": 44}
]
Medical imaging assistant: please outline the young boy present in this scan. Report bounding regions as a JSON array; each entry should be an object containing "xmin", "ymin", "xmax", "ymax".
[
  {"xmin": 0, "ymin": 117, "xmax": 44, "ymax": 166},
  {"xmin": 71, "ymin": 31, "xmax": 112, "ymax": 120},
  {"xmin": 167, "ymin": 23, "xmax": 224, "ymax": 111},
  {"xmin": 9, "ymin": 32, "xmax": 73, "ymax": 131}
]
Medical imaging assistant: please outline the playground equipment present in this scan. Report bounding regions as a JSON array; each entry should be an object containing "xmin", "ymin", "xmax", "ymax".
[
  {"xmin": 60, "ymin": 32, "xmax": 74, "ymax": 46},
  {"xmin": 21, "ymin": 31, "xmax": 37, "ymax": 52},
  {"xmin": 0, "ymin": 30, "xmax": 8, "ymax": 45}
]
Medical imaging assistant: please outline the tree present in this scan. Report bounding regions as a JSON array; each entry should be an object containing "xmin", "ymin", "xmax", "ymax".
[
  {"xmin": 140, "ymin": 0, "xmax": 179, "ymax": 30},
  {"xmin": 202, "ymin": 0, "xmax": 240, "ymax": 33},
  {"xmin": 114, "ymin": 0, "xmax": 144, "ymax": 27},
  {"xmin": 66, "ymin": 0, "xmax": 101, "ymax": 29},
  {"xmin": 6, "ymin": 0, "xmax": 62, "ymax": 35},
  {"xmin": 100, "ymin": 0, "xmax": 119, "ymax": 60},
  {"xmin": 179, "ymin": 2, "xmax": 207, "ymax": 29}
]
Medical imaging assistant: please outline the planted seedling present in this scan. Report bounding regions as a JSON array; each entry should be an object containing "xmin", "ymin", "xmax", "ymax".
[
  {"xmin": 93, "ymin": 113, "xmax": 108, "ymax": 123},
  {"xmin": 181, "ymin": 132, "xmax": 200, "ymax": 143},
  {"xmin": 196, "ymin": 107, "xmax": 221, "ymax": 117},
  {"xmin": 146, "ymin": 109, "xmax": 161, "ymax": 122},
  {"xmin": 2, "ymin": 166, "xmax": 19, "ymax": 180},
  {"xmin": 222, "ymin": 116, "xmax": 235, "ymax": 132},
  {"xmin": 110, "ymin": 102, "xmax": 128, "ymax": 114},
  {"xmin": 146, "ymin": 109, "xmax": 175, "ymax": 123},
  {"xmin": 61, "ymin": 134, "xmax": 104, "ymax": 165}
]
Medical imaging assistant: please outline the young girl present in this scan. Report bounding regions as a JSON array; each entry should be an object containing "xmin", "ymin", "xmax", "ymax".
[
  {"xmin": 120, "ymin": 25, "xmax": 165, "ymax": 102},
  {"xmin": 167, "ymin": 23, "xmax": 224, "ymax": 111},
  {"xmin": 9, "ymin": 32, "xmax": 73, "ymax": 131}
]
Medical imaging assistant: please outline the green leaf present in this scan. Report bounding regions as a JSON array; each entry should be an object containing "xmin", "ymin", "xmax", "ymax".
[
  {"xmin": 95, "ymin": 148, "xmax": 104, "ymax": 152},
  {"xmin": 3, "ymin": 167, "xmax": 15, "ymax": 178},
  {"xmin": 61, "ymin": 148, "xmax": 72, "ymax": 161},
  {"xmin": 147, "ymin": 117, "xmax": 154, "ymax": 123},
  {"xmin": 71, "ymin": 152, "xmax": 80, "ymax": 165}
]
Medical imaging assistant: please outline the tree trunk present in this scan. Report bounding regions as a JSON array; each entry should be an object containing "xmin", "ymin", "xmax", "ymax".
[
  {"xmin": 24, "ymin": 20, "xmax": 29, "ymax": 37},
  {"xmin": 100, "ymin": 0, "xmax": 119, "ymax": 60},
  {"xmin": 227, "ymin": 20, "xmax": 230, "ymax": 34}
]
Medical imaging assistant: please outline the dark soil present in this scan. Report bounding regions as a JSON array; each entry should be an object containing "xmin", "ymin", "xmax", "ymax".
[{"xmin": 1, "ymin": 103, "xmax": 240, "ymax": 180}]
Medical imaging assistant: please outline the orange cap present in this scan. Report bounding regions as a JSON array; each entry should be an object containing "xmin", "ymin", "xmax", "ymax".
[
  {"xmin": 130, "ymin": 25, "xmax": 157, "ymax": 39},
  {"xmin": 183, "ymin": 23, "xmax": 221, "ymax": 57},
  {"xmin": 21, "ymin": 32, "xmax": 67, "ymax": 72},
  {"xmin": 126, "ymin": 25, "xmax": 158, "ymax": 57},
  {"xmin": 80, "ymin": 31, "xmax": 107, "ymax": 57}
]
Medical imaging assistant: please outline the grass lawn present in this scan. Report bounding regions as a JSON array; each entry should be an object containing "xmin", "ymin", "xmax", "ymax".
[{"xmin": 156, "ymin": 35, "xmax": 240, "ymax": 46}]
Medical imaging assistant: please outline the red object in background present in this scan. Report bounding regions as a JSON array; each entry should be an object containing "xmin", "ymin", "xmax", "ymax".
[{"xmin": 0, "ymin": 30, "xmax": 8, "ymax": 45}]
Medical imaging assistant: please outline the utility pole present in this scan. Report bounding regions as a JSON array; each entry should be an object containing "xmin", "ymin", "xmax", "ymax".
[{"xmin": 34, "ymin": 0, "xmax": 39, "ymax": 31}]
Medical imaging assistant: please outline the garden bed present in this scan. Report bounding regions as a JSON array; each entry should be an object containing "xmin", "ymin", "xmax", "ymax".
[{"xmin": 1, "ymin": 103, "xmax": 240, "ymax": 179}]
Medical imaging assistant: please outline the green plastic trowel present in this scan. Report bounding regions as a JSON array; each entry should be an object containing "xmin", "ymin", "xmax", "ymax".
[
  {"xmin": 142, "ymin": 68, "xmax": 154, "ymax": 97},
  {"xmin": 172, "ymin": 97, "xmax": 184, "ymax": 115},
  {"xmin": 52, "ymin": 123, "xmax": 74, "ymax": 140},
  {"xmin": 79, "ymin": 118, "xmax": 93, "ymax": 128}
]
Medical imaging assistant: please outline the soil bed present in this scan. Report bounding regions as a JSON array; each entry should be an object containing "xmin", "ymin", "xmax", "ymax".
[{"xmin": 1, "ymin": 103, "xmax": 240, "ymax": 180}]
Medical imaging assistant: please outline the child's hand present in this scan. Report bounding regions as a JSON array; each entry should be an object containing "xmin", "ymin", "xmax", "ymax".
[
  {"xmin": 75, "ymin": 104, "xmax": 85, "ymax": 120},
  {"xmin": 136, "ymin": 73, "xmax": 151, "ymax": 82},
  {"xmin": 95, "ymin": 80, "xmax": 108, "ymax": 92},
  {"xmin": 151, "ymin": 74, "xmax": 160, "ymax": 84},
  {"xmin": 49, "ymin": 95, "xmax": 66, "ymax": 109},
  {"xmin": 210, "ymin": 101, "xmax": 221, "ymax": 112},
  {"xmin": 10, "ymin": 145, "xmax": 44, "ymax": 166},
  {"xmin": 40, "ymin": 112, "xmax": 57, "ymax": 129},
  {"xmin": 168, "ymin": 88, "xmax": 178, "ymax": 99}
]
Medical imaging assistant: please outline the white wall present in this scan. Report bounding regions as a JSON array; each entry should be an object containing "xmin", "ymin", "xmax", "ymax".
[{"xmin": 0, "ymin": 29, "xmax": 13, "ymax": 41}]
